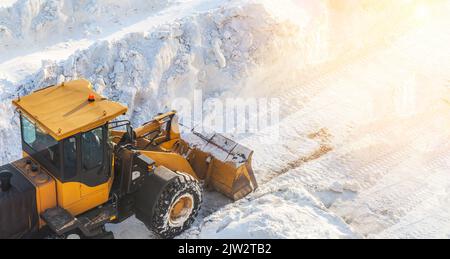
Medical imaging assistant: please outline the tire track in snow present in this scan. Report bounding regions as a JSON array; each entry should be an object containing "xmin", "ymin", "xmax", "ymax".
[
  {"xmin": 330, "ymin": 106, "xmax": 450, "ymax": 236},
  {"xmin": 228, "ymin": 6, "xmax": 450, "ymax": 238},
  {"xmin": 260, "ymin": 129, "xmax": 333, "ymax": 185}
]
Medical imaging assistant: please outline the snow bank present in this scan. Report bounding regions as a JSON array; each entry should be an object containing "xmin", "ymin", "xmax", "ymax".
[
  {"xmin": 180, "ymin": 166, "xmax": 357, "ymax": 239},
  {"xmin": 0, "ymin": 1, "xmax": 17, "ymax": 8},
  {"xmin": 0, "ymin": 0, "xmax": 169, "ymax": 54},
  {"xmin": 23, "ymin": 3, "xmax": 308, "ymax": 116}
]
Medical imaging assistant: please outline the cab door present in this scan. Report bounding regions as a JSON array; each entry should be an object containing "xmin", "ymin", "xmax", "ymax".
[
  {"xmin": 58, "ymin": 125, "xmax": 112, "ymax": 216},
  {"xmin": 79, "ymin": 125, "xmax": 111, "ymax": 199}
]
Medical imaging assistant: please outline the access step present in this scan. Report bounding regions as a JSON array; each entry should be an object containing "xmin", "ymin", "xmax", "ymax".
[{"xmin": 41, "ymin": 207, "xmax": 78, "ymax": 236}]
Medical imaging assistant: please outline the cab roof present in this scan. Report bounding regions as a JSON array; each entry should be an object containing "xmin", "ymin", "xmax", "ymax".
[{"xmin": 12, "ymin": 79, "xmax": 128, "ymax": 141}]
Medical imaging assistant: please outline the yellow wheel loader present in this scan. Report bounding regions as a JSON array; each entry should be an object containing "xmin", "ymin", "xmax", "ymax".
[{"xmin": 0, "ymin": 79, "xmax": 257, "ymax": 239}]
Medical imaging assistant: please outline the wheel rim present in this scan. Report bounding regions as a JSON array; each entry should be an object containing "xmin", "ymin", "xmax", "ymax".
[{"xmin": 168, "ymin": 194, "xmax": 194, "ymax": 227}]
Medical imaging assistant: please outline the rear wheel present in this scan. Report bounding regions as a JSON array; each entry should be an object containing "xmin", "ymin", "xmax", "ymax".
[{"xmin": 150, "ymin": 173, "xmax": 202, "ymax": 239}]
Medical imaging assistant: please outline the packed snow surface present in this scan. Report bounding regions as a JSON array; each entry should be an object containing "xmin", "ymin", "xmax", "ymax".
[{"xmin": 1, "ymin": 0, "xmax": 450, "ymax": 239}]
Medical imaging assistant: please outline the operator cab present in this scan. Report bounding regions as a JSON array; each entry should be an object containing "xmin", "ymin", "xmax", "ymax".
[
  {"xmin": 12, "ymin": 79, "xmax": 128, "ymax": 215},
  {"xmin": 20, "ymin": 115, "xmax": 110, "ymax": 186}
]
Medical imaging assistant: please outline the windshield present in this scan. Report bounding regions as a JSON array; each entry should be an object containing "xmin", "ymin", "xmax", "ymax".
[{"xmin": 21, "ymin": 115, "xmax": 61, "ymax": 169}]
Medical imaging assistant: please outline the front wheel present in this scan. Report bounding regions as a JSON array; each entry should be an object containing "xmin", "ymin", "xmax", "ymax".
[{"xmin": 150, "ymin": 172, "xmax": 202, "ymax": 239}]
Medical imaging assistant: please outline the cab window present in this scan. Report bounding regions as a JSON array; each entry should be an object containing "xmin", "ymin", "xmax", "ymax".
[
  {"xmin": 21, "ymin": 115, "xmax": 61, "ymax": 173},
  {"xmin": 63, "ymin": 137, "xmax": 77, "ymax": 180},
  {"xmin": 81, "ymin": 127, "xmax": 104, "ymax": 172}
]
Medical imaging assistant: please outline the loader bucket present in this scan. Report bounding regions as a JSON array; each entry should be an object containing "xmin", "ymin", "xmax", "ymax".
[{"xmin": 180, "ymin": 131, "xmax": 258, "ymax": 201}]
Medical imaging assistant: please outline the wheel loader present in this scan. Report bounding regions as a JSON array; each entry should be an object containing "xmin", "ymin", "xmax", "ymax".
[{"xmin": 0, "ymin": 79, "xmax": 257, "ymax": 239}]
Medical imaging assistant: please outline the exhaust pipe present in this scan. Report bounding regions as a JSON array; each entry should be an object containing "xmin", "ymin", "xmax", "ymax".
[{"xmin": 0, "ymin": 170, "xmax": 13, "ymax": 192}]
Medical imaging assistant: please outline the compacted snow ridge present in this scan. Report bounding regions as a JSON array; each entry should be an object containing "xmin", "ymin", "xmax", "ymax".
[{"xmin": 1, "ymin": 0, "xmax": 450, "ymax": 239}]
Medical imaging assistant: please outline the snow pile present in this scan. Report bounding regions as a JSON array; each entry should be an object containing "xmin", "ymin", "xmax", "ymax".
[
  {"xmin": 0, "ymin": 1, "xmax": 18, "ymax": 8},
  {"xmin": 0, "ymin": 102, "xmax": 18, "ymax": 164},
  {"xmin": 180, "ymin": 166, "xmax": 357, "ymax": 239},
  {"xmin": 0, "ymin": 0, "xmax": 328, "ymax": 165},
  {"xmin": 0, "ymin": 0, "xmax": 169, "ymax": 54}
]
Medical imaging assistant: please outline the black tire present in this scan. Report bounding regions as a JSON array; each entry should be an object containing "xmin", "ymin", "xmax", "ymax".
[{"xmin": 150, "ymin": 172, "xmax": 202, "ymax": 239}]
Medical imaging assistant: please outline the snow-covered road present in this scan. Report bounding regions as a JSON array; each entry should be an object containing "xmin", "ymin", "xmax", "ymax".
[{"xmin": 1, "ymin": 0, "xmax": 450, "ymax": 239}]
